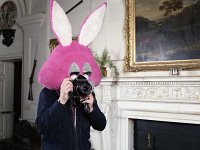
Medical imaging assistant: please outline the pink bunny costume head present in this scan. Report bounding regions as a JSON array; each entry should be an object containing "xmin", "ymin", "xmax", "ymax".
[{"xmin": 38, "ymin": 0, "xmax": 107, "ymax": 90}]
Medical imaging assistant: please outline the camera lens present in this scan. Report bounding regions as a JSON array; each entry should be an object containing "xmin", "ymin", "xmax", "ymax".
[
  {"xmin": 71, "ymin": 75, "xmax": 92, "ymax": 96},
  {"xmin": 79, "ymin": 83, "xmax": 92, "ymax": 95},
  {"xmin": 69, "ymin": 75, "xmax": 93, "ymax": 107}
]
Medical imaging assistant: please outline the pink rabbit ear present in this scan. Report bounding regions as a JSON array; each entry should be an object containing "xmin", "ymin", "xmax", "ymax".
[
  {"xmin": 78, "ymin": 2, "xmax": 107, "ymax": 46},
  {"xmin": 50, "ymin": 0, "xmax": 72, "ymax": 46}
]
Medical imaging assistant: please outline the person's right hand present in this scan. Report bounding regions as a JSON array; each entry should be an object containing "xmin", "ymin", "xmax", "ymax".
[{"xmin": 58, "ymin": 78, "xmax": 73, "ymax": 105}]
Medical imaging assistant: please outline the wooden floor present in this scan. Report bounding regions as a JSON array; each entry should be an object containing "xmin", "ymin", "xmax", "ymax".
[{"xmin": 0, "ymin": 138, "xmax": 41, "ymax": 150}]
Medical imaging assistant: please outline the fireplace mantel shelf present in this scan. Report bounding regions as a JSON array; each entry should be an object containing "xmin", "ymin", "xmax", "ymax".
[{"xmin": 101, "ymin": 76, "xmax": 200, "ymax": 82}]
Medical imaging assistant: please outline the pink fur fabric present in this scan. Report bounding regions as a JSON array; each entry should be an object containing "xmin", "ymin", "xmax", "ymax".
[
  {"xmin": 38, "ymin": 41, "xmax": 101, "ymax": 90},
  {"xmin": 38, "ymin": 0, "xmax": 106, "ymax": 90}
]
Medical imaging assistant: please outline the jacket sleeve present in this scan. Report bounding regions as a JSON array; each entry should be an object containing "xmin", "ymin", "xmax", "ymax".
[
  {"xmin": 35, "ymin": 89, "xmax": 66, "ymax": 135},
  {"xmin": 87, "ymin": 93, "xmax": 106, "ymax": 131}
]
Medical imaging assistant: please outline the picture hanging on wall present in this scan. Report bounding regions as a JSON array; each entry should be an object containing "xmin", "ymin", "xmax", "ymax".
[{"xmin": 124, "ymin": 0, "xmax": 200, "ymax": 71}]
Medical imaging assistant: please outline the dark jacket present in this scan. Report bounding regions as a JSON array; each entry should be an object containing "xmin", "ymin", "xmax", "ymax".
[{"xmin": 35, "ymin": 88, "xmax": 106, "ymax": 150}]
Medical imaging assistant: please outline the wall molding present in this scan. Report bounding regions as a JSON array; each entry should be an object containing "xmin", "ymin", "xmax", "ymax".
[
  {"xmin": 17, "ymin": 13, "xmax": 46, "ymax": 29},
  {"xmin": 0, "ymin": 54, "xmax": 23, "ymax": 61},
  {"xmin": 102, "ymin": 77, "xmax": 200, "ymax": 103}
]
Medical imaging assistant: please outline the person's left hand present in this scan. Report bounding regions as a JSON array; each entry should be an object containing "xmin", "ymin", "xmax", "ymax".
[{"xmin": 81, "ymin": 93, "xmax": 94, "ymax": 113}]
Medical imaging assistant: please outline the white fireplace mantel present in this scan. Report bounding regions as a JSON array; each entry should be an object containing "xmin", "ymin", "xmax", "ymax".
[{"xmin": 98, "ymin": 77, "xmax": 200, "ymax": 150}]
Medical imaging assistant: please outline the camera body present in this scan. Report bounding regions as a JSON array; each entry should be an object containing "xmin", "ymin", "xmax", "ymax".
[{"xmin": 69, "ymin": 75, "xmax": 93, "ymax": 107}]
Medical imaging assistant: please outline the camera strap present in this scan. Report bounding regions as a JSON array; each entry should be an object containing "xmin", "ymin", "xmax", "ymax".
[{"xmin": 71, "ymin": 104, "xmax": 76, "ymax": 129}]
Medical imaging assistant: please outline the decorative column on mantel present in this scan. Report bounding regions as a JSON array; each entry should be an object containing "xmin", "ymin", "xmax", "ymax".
[{"xmin": 100, "ymin": 77, "xmax": 118, "ymax": 150}]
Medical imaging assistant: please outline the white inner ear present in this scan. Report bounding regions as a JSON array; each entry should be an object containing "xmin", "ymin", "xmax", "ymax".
[
  {"xmin": 52, "ymin": 1, "xmax": 72, "ymax": 46},
  {"xmin": 78, "ymin": 4, "xmax": 106, "ymax": 46}
]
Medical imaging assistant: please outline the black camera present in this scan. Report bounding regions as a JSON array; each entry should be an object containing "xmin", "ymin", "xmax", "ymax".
[{"xmin": 69, "ymin": 75, "xmax": 93, "ymax": 107}]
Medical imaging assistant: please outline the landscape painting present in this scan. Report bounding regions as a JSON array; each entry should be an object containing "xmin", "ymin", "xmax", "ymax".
[{"xmin": 135, "ymin": 0, "xmax": 200, "ymax": 62}]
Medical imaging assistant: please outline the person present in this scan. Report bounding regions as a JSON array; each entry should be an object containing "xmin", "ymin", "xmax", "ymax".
[
  {"xmin": 36, "ymin": 1, "xmax": 107, "ymax": 149},
  {"xmin": 36, "ymin": 78, "xmax": 106, "ymax": 150}
]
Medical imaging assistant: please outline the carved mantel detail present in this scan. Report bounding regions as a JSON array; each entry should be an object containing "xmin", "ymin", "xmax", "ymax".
[{"xmin": 119, "ymin": 82, "xmax": 200, "ymax": 102}]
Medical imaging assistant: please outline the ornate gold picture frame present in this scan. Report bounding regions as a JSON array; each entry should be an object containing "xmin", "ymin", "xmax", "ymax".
[
  {"xmin": 49, "ymin": 37, "xmax": 78, "ymax": 52},
  {"xmin": 49, "ymin": 39, "xmax": 59, "ymax": 52},
  {"xmin": 124, "ymin": 0, "xmax": 200, "ymax": 72}
]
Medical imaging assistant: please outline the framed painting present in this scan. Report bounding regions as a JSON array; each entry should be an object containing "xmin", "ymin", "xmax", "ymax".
[
  {"xmin": 49, "ymin": 37, "xmax": 78, "ymax": 52},
  {"xmin": 124, "ymin": 0, "xmax": 200, "ymax": 71},
  {"xmin": 49, "ymin": 39, "xmax": 59, "ymax": 52}
]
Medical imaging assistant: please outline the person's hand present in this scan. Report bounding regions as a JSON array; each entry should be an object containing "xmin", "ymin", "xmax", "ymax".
[
  {"xmin": 81, "ymin": 93, "xmax": 94, "ymax": 113},
  {"xmin": 58, "ymin": 78, "xmax": 73, "ymax": 105}
]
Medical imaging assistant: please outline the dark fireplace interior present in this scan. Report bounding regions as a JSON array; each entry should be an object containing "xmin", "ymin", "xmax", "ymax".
[{"xmin": 134, "ymin": 119, "xmax": 200, "ymax": 150}]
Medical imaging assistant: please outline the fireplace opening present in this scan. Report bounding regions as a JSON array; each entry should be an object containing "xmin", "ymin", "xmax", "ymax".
[{"xmin": 134, "ymin": 119, "xmax": 200, "ymax": 150}]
